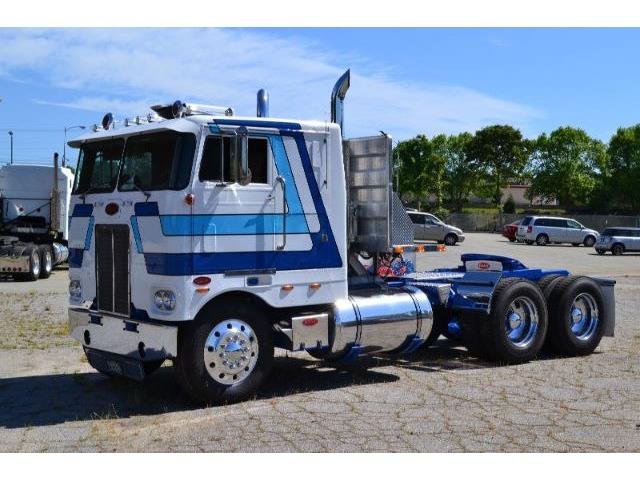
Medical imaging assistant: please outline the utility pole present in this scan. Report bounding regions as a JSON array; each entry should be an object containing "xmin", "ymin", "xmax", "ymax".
[{"xmin": 8, "ymin": 130, "xmax": 13, "ymax": 165}]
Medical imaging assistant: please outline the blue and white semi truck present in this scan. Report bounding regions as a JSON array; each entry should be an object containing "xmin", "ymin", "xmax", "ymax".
[{"xmin": 68, "ymin": 71, "xmax": 615, "ymax": 404}]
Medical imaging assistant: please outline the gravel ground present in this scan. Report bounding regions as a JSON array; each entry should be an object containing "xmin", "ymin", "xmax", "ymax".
[{"xmin": 0, "ymin": 234, "xmax": 638, "ymax": 452}]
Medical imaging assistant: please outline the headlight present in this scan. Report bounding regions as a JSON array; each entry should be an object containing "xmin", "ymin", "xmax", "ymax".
[
  {"xmin": 69, "ymin": 280, "xmax": 82, "ymax": 299},
  {"xmin": 154, "ymin": 289, "xmax": 176, "ymax": 311}
]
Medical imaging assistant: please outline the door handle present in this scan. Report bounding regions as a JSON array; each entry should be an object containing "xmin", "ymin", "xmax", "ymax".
[{"xmin": 275, "ymin": 176, "xmax": 286, "ymax": 250}]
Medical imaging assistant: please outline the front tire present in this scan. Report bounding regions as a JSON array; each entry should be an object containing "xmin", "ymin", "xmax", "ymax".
[
  {"xmin": 174, "ymin": 301, "xmax": 273, "ymax": 404},
  {"xmin": 546, "ymin": 276, "xmax": 605, "ymax": 356},
  {"xmin": 583, "ymin": 236, "xmax": 596, "ymax": 247}
]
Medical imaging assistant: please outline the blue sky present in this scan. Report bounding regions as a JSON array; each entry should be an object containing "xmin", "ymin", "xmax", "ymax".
[{"xmin": 0, "ymin": 28, "xmax": 639, "ymax": 165}]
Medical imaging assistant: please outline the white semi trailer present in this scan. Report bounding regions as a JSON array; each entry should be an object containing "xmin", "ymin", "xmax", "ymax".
[
  {"xmin": 0, "ymin": 154, "xmax": 72, "ymax": 280},
  {"xmin": 68, "ymin": 71, "xmax": 615, "ymax": 404}
]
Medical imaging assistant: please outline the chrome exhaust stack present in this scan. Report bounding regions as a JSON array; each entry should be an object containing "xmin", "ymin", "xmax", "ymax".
[
  {"xmin": 331, "ymin": 69, "xmax": 350, "ymax": 137},
  {"xmin": 257, "ymin": 89, "xmax": 269, "ymax": 118}
]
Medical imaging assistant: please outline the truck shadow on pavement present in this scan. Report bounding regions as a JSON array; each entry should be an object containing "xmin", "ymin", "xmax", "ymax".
[{"xmin": 0, "ymin": 339, "xmax": 537, "ymax": 429}]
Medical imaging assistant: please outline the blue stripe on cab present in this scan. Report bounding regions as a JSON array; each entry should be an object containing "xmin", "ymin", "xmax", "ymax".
[
  {"xmin": 71, "ymin": 204, "xmax": 94, "ymax": 217},
  {"xmin": 134, "ymin": 202, "xmax": 160, "ymax": 216},
  {"xmin": 68, "ymin": 248, "xmax": 84, "ymax": 268},
  {"xmin": 159, "ymin": 214, "xmax": 310, "ymax": 236}
]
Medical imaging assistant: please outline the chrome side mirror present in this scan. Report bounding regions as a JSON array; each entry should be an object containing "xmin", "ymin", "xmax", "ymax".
[{"xmin": 233, "ymin": 126, "xmax": 251, "ymax": 186}]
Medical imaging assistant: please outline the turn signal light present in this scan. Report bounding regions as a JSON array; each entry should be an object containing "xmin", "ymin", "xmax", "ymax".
[
  {"xmin": 281, "ymin": 284, "xmax": 294, "ymax": 292},
  {"xmin": 436, "ymin": 245, "xmax": 446, "ymax": 251},
  {"xmin": 309, "ymin": 282, "xmax": 321, "ymax": 289},
  {"xmin": 415, "ymin": 245, "xmax": 425, "ymax": 253}
]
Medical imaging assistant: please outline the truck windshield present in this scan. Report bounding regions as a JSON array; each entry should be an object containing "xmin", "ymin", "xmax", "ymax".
[
  {"xmin": 119, "ymin": 131, "xmax": 196, "ymax": 192},
  {"xmin": 72, "ymin": 139, "xmax": 124, "ymax": 194}
]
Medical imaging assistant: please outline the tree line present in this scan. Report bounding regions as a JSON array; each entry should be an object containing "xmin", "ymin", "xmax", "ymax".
[{"xmin": 394, "ymin": 124, "xmax": 640, "ymax": 215}]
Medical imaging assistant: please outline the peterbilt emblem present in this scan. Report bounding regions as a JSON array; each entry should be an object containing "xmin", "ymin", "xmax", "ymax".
[
  {"xmin": 478, "ymin": 261, "xmax": 491, "ymax": 270},
  {"xmin": 105, "ymin": 202, "xmax": 119, "ymax": 215}
]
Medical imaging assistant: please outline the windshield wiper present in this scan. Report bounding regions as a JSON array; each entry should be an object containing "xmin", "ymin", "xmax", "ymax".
[
  {"xmin": 129, "ymin": 176, "xmax": 152, "ymax": 202},
  {"xmin": 77, "ymin": 185, "xmax": 103, "ymax": 204}
]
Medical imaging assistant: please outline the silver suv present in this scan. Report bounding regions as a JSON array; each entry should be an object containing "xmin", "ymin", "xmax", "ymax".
[
  {"xmin": 595, "ymin": 227, "xmax": 640, "ymax": 255},
  {"xmin": 516, "ymin": 216, "xmax": 598, "ymax": 247},
  {"xmin": 407, "ymin": 211, "xmax": 465, "ymax": 245}
]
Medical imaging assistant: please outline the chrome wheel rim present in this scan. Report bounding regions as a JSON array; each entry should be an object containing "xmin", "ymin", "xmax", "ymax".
[
  {"xmin": 537, "ymin": 235, "xmax": 547, "ymax": 245},
  {"xmin": 504, "ymin": 296, "xmax": 539, "ymax": 349},
  {"xmin": 44, "ymin": 251, "xmax": 52, "ymax": 273},
  {"xmin": 31, "ymin": 251, "xmax": 40, "ymax": 277},
  {"xmin": 569, "ymin": 293, "xmax": 599, "ymax": 341},
  {"xmin": 203, "ymin": 319, "xmax": 259, "ymax": 386},
  {"xmin": 445, "ymin": 235, "xmax": 456, "ymax": 246}
]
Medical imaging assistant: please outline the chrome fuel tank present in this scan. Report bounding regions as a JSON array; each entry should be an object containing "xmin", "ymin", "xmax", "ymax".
[{"xmin": 329, "ymin": 286, "xmax": 433, "ymax": 357}]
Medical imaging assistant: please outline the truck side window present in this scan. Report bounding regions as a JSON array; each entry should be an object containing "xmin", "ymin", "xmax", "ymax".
[
  {"xmin": 199, "ymin": 136, "xmax": 268, "ymax": 184},
  {"xmin": 248, "ymin": 138, "xmax": 268, "ymax": 184},
  {"xmin": 199, "ymin": 137, "xmax": 230, "ymax": 182}
]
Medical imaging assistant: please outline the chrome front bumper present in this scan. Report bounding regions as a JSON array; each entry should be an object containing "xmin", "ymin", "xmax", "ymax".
[{"xmin": 69, "ymin": 307, "xmax": 178, "ymax": 361}]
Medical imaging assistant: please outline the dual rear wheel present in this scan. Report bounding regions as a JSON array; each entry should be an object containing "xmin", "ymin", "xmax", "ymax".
[{"xmin": 460, "ymin": 275, "xmax": 605, "ymax": 363}]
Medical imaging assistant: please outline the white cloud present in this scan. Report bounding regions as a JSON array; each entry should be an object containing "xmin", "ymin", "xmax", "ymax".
[{"xmin": 0, "ymin": 28, "xmax": 541, "ymax": 140}]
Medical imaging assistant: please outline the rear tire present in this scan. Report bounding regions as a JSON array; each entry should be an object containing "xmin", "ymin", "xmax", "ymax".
[
  {"xmin": 174, "ymin": 300, "xmax": 274, "ymax": 405},
  {"xmin": 611, "ymin": 243, "xmax": 624, "ymax": 256},
  {"xmin": 463, "ymin": 278, "xmax": 548, "ymax": 364},
  {"xmin": 39, "ymin": 246, "xmax": 53, "ymax": 279},
  {"xmin": 536, "ymin": 234, "xmax": 549, "ymax": 246},
  {"xmin": 16, "ymin": 248, "xmax": 41, "ymax": 282},
  {"xmin": 546, "ymin": 276, "xmax": 605, "ymax": 356},
  {"xmin": 444, "ymin": 233, "xmax": 458, "ymax": 246}
]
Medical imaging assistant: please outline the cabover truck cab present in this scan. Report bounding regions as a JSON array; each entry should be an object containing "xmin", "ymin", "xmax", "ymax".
[
  {"xmin": 0, "ymin": 157, "xmax": 72, "ymax": 281},
  {"xmin": 68, "ymin": 72, "xmax": 615, "ymax": 404}
]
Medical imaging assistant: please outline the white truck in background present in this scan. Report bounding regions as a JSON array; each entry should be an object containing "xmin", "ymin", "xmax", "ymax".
[{"xmin": 0, "ymin": 154, "xmax": 72, "ymax": 280}]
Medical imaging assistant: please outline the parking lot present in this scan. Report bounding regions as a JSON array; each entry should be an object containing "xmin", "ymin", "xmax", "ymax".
[{"xmin": 0, "ymin": 233, "xmax": 638, "ymax": 452}]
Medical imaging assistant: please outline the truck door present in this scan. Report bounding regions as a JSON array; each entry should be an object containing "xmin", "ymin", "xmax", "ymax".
[{"xmin": 192, "ymin": 131, "xmax": 276, "ymax": 270}]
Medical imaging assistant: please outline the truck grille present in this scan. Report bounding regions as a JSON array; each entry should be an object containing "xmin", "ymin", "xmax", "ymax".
[{"xmin": 95, "ymin": 224, "xmax": 130, "ymax": 316}]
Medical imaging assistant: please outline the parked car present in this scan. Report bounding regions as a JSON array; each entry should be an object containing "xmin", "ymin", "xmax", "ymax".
[
  {"xmin": 516, "ymin": 216, "xmax": 599, "ymax": 247},
  {"xmin": 502, "ymin": 219, "xmax": 521, "ymax": 242},
  {"xmin": 407, "ymin": 210, "xmax": 465, "ymax": 245},
  {"xmin": 595, "ymin": 227, "xmax": 640, "ymax": 255}
]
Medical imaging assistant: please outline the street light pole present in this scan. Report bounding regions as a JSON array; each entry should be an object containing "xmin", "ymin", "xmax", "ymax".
[
  {"xmin": 63, "ymin": 125, "xmax": 85, "ymax": 167},
  {"xmin": 8, "ymin": 130, "xmax": 13, "ymax": 165}
]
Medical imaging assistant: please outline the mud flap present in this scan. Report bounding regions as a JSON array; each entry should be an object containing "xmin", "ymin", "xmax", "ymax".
[{"xmin": 85, "ymin": 348, "xmax": 146, "ymax": 382}]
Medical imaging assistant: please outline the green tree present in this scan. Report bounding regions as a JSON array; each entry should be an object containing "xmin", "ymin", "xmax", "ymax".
[
  {"xmin": 607, "ymin": 124, "xmax": 640, "ymax": 212},
  {"xmin": 440, "ymin": 132, "xmax": 474, "ymax": 212},
  {"xmin": 465, "ymin": 125, "xmax": 528, "ymax": 207},
  {"xmin": 396, "ymin": 135, "xmax": 446, "ymax": 210},
  {"xmin": 527, "ymin": 127, "xmax": 606, "ymax": 209}
]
